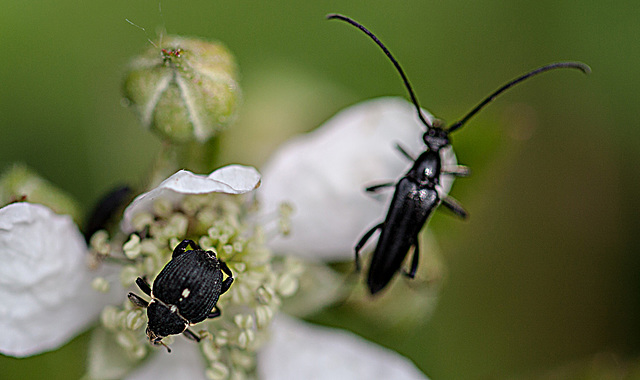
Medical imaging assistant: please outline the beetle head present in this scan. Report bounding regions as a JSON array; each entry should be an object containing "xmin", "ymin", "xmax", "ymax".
[
  {"xmin": 146, "ymin": 300, "xmax": 188, "ymax": 345},
  {"xmin": 423, "ymin": 121, "xmax": 450, "ymax": 151}
]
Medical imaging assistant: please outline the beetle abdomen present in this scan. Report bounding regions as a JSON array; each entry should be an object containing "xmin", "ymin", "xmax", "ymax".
[
  {"xmin": 367, "ymin": 178, "xmax": 438, "ymax": 293},
  {"xmin": 153, "ymin": 250, "xmax": 223, "ymax": 324}
]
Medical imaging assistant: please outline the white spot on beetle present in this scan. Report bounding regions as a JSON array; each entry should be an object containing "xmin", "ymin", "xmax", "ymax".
[{"xmin": 182, "ymin": 288, "xmax": 190, "ymax": 297}]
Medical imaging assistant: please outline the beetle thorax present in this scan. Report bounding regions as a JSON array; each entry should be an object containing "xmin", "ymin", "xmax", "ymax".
[
  {"xmin": 408, "ymin": 150, "xmax": 441, "ymax": 186},
  {"xmin": 146, "ymin": 299, "xmax": 188, "ymax": 343}
]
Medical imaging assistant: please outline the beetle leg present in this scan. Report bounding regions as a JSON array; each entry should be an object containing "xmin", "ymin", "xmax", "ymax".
[
  {"xmin": 403, "ymin": 242, "xmax": 420, "ymax": 279},
  {"xmin": 182, "ymin": 328, "xmax": 201, "ymax": 342},
  {"xmin": 441, "ymin": 195, "xmax": 469, "ymax": 219},
  {"xmin": 218, "ymin": 261, "xmax": 234, "ymax": 295},
  {"xmin": 395, "ymin": 143, "xmax": 416, "ymax": 161},
  {"xmin": 159, "ymin": 342, "xmax": 172, "ymax": 353},
  {"xmin": 354, "ymin": 223, "xmax": 384, "ymax": 271},
  {"xmin": 442, "ymin": 165, "xmax": 471, "ymax": 177},
  {"xmin": 172, "ymin": 239, "xmax": 200, "ymax": 258},
  {"xmin": 208, "ymin": 306, "xmax": 222, "ymax": 319},
  {"xmin": 128, "ymin": 292, "xmax": 149, "ymax": 308},
  {"xmin": 365, "ymin": 183, "xmax": 395, "ymax": 193},
  {"xmin": 220, "ymin": 277, "xmax": 234, "ymax": 295},
  {"xmin": 135, "ymin": 277, "xmax": 152, "ymax": 296},
  {"xmin": 219, "ymin": 260, "xmax": 233, "ymax": 278}
]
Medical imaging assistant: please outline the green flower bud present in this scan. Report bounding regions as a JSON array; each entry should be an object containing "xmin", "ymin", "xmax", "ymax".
[
  {"xmin": 100, "ymin": 306, "xmax": 119, "ymax": 330},
  {"xmin": 123, "ymin": 35, "xmax": 241, "ymax": 143},
  {"xmin": 123, "ymin": 234, "xmax": 141, "ymax": 259},
  {"xmin": 0, "ymin": 164, "xmax": 81, "ymax": 223},
  {"xmin": 91, "ymin": 277, "xmax": 111, "ymax": 293},
  {"xmin": 206, "ymin": 362, "xmax": 229, "ymax": 380}
]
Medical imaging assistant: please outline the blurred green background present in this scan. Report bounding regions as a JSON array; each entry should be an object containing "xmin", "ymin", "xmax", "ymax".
[{"xmin": 1, "ymin": 0, "xmax": 638, "ymax": 379}]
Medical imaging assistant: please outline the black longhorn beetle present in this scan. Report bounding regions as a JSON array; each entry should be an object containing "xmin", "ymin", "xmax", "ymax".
[
  {"xmin": 128, "ymin": 239, "xmax": 233, "ymax": 352},
  {"xmin": 327, "ymin": 14, "xmax": 590, "ymax": 295}
]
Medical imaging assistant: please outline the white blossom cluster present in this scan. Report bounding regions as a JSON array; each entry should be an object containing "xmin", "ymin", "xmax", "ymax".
[{"xmin": 0, "ymin": 98, "xmax": 455, "ymax": 379}]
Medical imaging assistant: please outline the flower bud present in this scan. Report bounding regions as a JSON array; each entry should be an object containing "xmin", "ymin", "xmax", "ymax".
[
  {"xmin": 123, "ymin": 35, "xmax": 241, "ymax": 143},
  {"xmin": 0, "ymin": 164, "xmax": 81, "ymax": 223}
]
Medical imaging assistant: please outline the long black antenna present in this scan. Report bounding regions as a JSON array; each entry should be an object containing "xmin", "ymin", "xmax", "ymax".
[
  {"xmin": 447, "ymin": 62, "xmax": 590, "ymax": 133},
  {"xmin": 327, "ymin": 14, "xmax": 432, "ymax": 129}
]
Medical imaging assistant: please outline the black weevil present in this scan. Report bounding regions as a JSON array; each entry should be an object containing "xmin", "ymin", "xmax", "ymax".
[
  {"xmin": 328, "ymin": 14, "xmax": 590, "ymax": 295},
  {"xmin": 128, "ymin": 239, "xmax": 234, "ymax": 352}
]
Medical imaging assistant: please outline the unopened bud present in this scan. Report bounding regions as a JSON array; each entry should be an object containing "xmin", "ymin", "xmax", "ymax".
[
  {"xmin": 123, "ymin": 35, "xmax": 241, "ymax": 144},
  {"xmin": 0, "ymin": 164, "xmax": 81, "ymax": 223}
]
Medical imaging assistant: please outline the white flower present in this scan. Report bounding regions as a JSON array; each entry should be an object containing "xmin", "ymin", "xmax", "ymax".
[
  {"xmin": 0, "ymin": 165, "xmax": 260, "ymax": 358},
  {"xmin": 118, "ymin": 97, "xmax": 443, "ymax": 379},
  {"xmin": 259, "ymin": 97, "xmax": 456, "ymax": 261},
  {"xmin": 258, "ymin": 315, "xmax": 428, "ymax": 380},
  {"xmin": 0, "ymin": 202, "xmax": 118, "ymax": 357},
  {"xmin": 126, "ymin": 315, "xmax": 429, "ymax": 380},
  {"xmin": 0, "ymin": 97, "xmax": 449, "ymax": 379}
]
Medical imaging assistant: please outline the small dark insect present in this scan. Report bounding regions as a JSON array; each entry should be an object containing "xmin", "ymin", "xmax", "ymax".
[
  {"xmin": 83, "ymin": 185, "xmax": 132, "ymax": 243},
  {"xmin": 327, "ymin": 14, "xmax": 590, "ymax": 295},
  {"xmin": 128, "ymin": 239, "xmax": 234, "ymax": 352}
]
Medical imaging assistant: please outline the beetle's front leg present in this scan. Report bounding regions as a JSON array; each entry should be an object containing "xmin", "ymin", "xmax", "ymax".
[
  {"xmin": 395, "ymin": 143, "xmax": 416, "ymax": 161},
  {"xmin": 172, "ymin": 239, "xmax": 201, "ymax": 259},
  {"xmin": 128, "ymin": 292, "xmax": 149, "ymax": 308},
  {"xmin": 365, "ymin": 183, "xmax": 395, "ymax": 193},
  {"xmin": 135, "ymin": 277, "xmax": 152, "ymax": 296},
  {"xmin": 219, "ymin": 261, "xmax": 234, "ymax": 295}
]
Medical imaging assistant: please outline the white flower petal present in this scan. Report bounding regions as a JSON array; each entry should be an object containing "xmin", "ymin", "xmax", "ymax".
[
  {"xmin": 125, "ymin": 340, "xmax": 207, "ymax": 380},
  {"xmin": 0, "ymin": 203, "xmax": 118, "ymax": 357},
  {"xmin": 207, "ymin": 164, "xmax": 262, "ymax": 191},
  {"xmin": 259, "ymin": 97, "xmax": 457, "ymax": 261},
  {"xmin": 122, "ymin": 165, "xmax": 261, "ymax": 232},
  {"xmin": 258, "ymin": 315, "xmax": 429, "ymax": 380}
]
